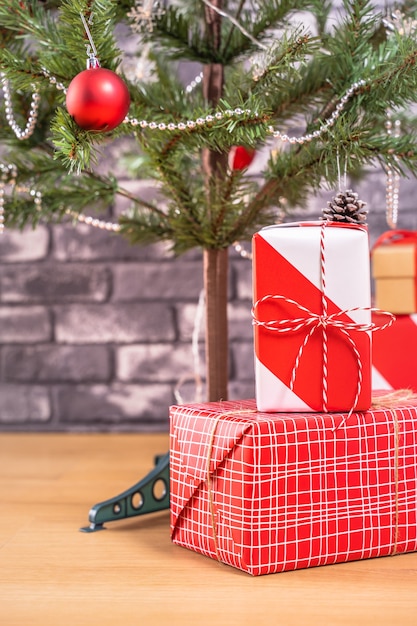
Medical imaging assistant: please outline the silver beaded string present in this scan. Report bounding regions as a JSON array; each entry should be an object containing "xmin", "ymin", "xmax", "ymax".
[
  {"xmin": 267, "ymin": 79, "xmax": 368, "ymax": 144},
  {"xmin": 41, "ymin": 66, "xmax": 67, "ymax": 93},
  {"xmin": 232, "ymin": 241, "xmax": 252, "ymax": 260},
  {"xmin": 64, "ymin": 208, "xmax": 120, "ymax": 232},
  {"xmin": 0, "ymin": 170, "xmax": 121, "ymax": 235},
  {"xmin": 185, "ymin": 72, "xmax": 203, "ymax": 94},
  {"xmin": 3, "ymin": 69, "xmax": 368, "ymax": 238},
  {"xmin": 0, "ymin": 164, "xmax": 43, "ymax": 234},
  {"xmin": 385, "ymin": 112, "xmax": 401, "ymax": 229},
  {"xmin": 123, "ymin": 79, "xmax": 367, "ymax": 139},
  {"xmin": 28, "ymin": 187, "xmax": 43, "ymax": 211},
  {"xmin": 174, "ymin": 288, "xmax": 205, "ymax": 405},
  {"xmin": 1, "ymin": 73, "xmax": 41, "ymax": 140},
  {"xmin": 39, "ymin": 67, "xmax": 368, "ymax": 144},
  {"xmin": 0, "ymin": 164, "xmax": 16, "ymax": 234}
]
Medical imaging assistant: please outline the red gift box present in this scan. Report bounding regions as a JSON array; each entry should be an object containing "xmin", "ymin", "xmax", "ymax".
[
  {"xmin": 252, "ymin": 222, "xmax": 372, "ymax": 413},
  {"xmin": 372, "ymin": 312, "xmax": 417, "ymax": 391},
  {"xmin": 170, "ymin": 398, "xmax": 417, "ymax": 576}
]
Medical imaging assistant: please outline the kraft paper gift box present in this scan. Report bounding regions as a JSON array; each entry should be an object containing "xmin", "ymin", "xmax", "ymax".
[
  {"xmin": 372, "ymin": 230, "xmax": 417, "ymax": 314},
  {"xmin": 372, "ymin": 312, "xmax": 417, "ymax": 392},
  {"xmin": 252, "ymin": 222, "xmax": 372, "ymax": 413},
  {"xmin": 170, "ymin": 398, "xmax": 417, "ymax": 576}
]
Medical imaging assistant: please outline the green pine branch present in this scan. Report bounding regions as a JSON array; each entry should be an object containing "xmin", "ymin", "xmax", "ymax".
[{"xmin": 2, "ymin": 0, "xmax": 417, "ymax": 252}]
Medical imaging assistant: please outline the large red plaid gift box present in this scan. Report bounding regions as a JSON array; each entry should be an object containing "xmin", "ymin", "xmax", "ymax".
[
  {"xmin": 372, "ymin": 230, "xmax": 417, "ymax": 314},
  {"xmin": 372, "ymin": 312, "xmax": 417, "ymax": 391},
  {"xmin": 252, "ymin": 222, "xmax": 372, "ymax": 413},
  {"xmin": 170, "ymin": 398, "xmax": 417, "ymax": 576}
]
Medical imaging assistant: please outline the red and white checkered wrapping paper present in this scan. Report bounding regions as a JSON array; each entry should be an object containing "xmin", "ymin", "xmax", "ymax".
[
  {"xmin": 253, "ymin": 222, "xmax": 372, "ymax": 413},
  {"xmin": 170, "ymin": 398, "xmax": 417, "ymax": 576}
]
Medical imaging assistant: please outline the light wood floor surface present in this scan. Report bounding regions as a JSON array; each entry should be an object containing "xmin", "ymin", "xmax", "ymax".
[{"xmin": 1, "ymin": 433, "xmax": 417, "ymax": 626}]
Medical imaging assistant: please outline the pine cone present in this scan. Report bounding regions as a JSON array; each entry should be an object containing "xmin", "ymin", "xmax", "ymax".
[{"xmin": 321, "ymin": 190, "xmax": 368, "ymax": 224}]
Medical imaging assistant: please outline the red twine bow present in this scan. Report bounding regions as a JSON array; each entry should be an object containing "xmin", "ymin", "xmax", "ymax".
[{"xmin": 252, "ymin": 294, "xmax": 395, "ymax": 419}]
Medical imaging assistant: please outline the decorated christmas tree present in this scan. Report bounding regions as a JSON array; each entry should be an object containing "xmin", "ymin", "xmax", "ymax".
[{"xmin": 1, "ymin": 0, "xmax": 417, "ymax": 403}]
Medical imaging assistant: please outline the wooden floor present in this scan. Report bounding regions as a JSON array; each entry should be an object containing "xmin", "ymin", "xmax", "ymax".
[{"xmin": 1, "ymin": 433, "xmax": 417, "ymax": 626}]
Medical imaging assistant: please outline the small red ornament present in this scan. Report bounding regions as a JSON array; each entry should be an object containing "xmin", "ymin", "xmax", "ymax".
[
  {"xmin": 66, "ymin": 67, "xmax": 130, "ymax": 132},
  {"xmin": 228, "ymin": 145, "xmax": 256, "ymax": 171}
]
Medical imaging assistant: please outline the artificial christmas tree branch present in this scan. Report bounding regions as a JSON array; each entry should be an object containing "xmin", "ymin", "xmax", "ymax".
[{"xmin": 3, "ymin": 1, "xmax": 417, "ymax": 403}]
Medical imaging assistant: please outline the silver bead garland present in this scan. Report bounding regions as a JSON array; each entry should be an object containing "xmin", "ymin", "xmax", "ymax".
[
  {"xmin": 123, "ymin": 78, "xmax": 367, "ymax": 141},
  {"xmin": 1, "ymin": 70, "xmax": 368, "ymax": 237},
  {"xmin": 268, "ymin": 80, "xmax": 367, "ymax": 144},
  {"xmin": 232, "ymin": 241, "xmax": 252, "ymax": 260},
  {"xmin": 385, "ymin": 112, "xmax": 401, "ymax": 229},
  {"xmin": 125, "ymin": 79, "xmax": 368, "ymax": 143},
  {"xmin": 38, "ymin": 67, "xmax": 368, "ymax": 145},
  {"xmin": 0, "ymin": 164, "xmax": 16, "ymax": 234},
  {"xmin": 65, "ymin": 208, "xmax": 120, "ymax": 232},
  {"xmin": 0, "ymin": 165, "xmax": 119, "ymax": 235},
  {"xmin": 41, "ymin": 67, "xmax": 67, "ymax": 93},
  {"xmin": 185, "ymin": 72, "xmax": 203, "ymax": 94},
  {"xmin": 1, "ymin": 73, "xmax": 40, "ymax": 140},
  {"xmin": 0, "ymin": 163, "xmax": 43, "ymax": 234}
]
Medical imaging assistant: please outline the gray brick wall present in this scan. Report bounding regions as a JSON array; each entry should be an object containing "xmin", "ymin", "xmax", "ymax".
[
  {"xmin": 0, "ymin": 221, "xmax": 201, "ymax": 430},
  {"xmin": 0, "ymin": 188, "xmax": 265, "ymax": 430},
  {"xmin": 1, "ymin": 164, "xmax": 415, "ymax": 432}
]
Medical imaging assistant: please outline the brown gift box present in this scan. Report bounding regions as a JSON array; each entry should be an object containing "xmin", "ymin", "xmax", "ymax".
[{"xmin": 372, "ymin": 231, "xmax": 417, "ymax": 314}]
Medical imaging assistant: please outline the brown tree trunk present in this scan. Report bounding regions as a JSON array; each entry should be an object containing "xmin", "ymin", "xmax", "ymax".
[
  {"xmin": 201, "ymin": 1, "xmax": 229, "ymax": 402},
  {"xmin": 203, "ymin": 247, "xmax": 229, "ymax": 402}
]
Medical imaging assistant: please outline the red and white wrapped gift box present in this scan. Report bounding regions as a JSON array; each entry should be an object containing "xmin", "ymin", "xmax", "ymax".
[
  {"xmin": 372, "ymin": 312, "xmax": 417, "ymax": 392},
  {"xmin": 252, "ymin": 222, "xmax": 372, "ymax": 413},
  {"xmin": 170, "ymin": 398, "xmax": 417, "ymax": 576}
]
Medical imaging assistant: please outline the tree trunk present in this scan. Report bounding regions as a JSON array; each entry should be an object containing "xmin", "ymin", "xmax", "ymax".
[
  {"xmin": 204, "ymin": 247, "xmax": 229, "ymax": 401},
  {"xmin": 201, "ymin": 1, "xmax": 229, "ymax": 401}
]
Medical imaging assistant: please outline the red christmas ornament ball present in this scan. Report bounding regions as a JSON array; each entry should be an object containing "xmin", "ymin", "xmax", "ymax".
[
  {"xmin": 228, "ymin": 145, "xmax": 256, "ymax": 170},
  {"xmin": 66, "ymin": 67, "xmax": 130, "ymax": 132}
]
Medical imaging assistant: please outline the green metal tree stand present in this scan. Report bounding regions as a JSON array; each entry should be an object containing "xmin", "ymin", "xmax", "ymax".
[{"xmin": 80, "ymin": 452, "xmax": 170, "ymax": 532}]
